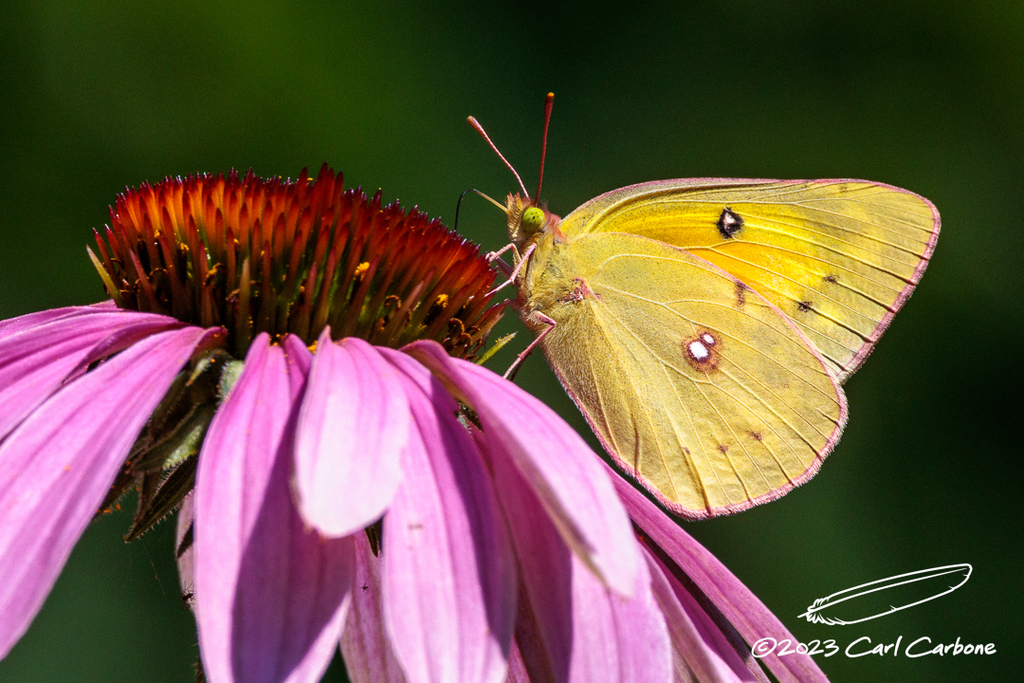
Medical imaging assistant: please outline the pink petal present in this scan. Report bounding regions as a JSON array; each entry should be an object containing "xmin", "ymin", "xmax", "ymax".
[
  {"xmin": 340, "ymin": 533, "xmax": 407, "ymax": 683},
  {"xmin": 281, "ymin": 333, "xmax": 314, "ymax": 378},
  {"xmin": 562, "ymin": 554, "xmax": 669, "ymax": 683},
  {"xmin": 614, "ymin": 473, "xmax": 829, "ymax": 683},
  {"xmin": 377, "ymin": 348, "xmax": 517, "ymax": 683},
  {"xmin": 645, "ymin": 551, "xmax": 759, "ymax": 683},
  {"xmin": 491, "ymin": 449, "xmax": 671, "ymax": 683},
  {"xmin": 0, "ymin": 325, "xmax": 215, "ymax": 658},
  {"xmin": 294, "ymin": 331, "xmax": 409, "ymax": 538},
  {"xmin": 0, "ymin": 301, "xmax": 116, "ymax": 339},
  {"xmin": 403, "ymin": 340, "xmax": 638, "ymax": 597},
  {"xmin": 194, "ymin": 334, "xmax": 353, "ymax": 683},
  {"xmin": 0, "ymin": 308, "xmax": 182, "ymax": 440},
  {"xmin": 505, "ymin": 639, "xmax": 530, "ymax": 683}
]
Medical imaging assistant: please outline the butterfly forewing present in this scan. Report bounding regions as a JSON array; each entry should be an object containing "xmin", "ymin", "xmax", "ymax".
[
  {"xmin": 558, "ymin": 179, "xmax": 940, "ymax": 381},
  {"xmin": 525, "ymin": 231, "xmax": 847, "ymax": 518}
]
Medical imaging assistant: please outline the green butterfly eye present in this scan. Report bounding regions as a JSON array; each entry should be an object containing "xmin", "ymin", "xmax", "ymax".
[{"xmin": 521, "ymin": 206, "xmax": 546, "ymax": 234}]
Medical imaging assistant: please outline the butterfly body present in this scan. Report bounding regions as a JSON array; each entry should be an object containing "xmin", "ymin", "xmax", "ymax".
[{"xmin": 502, "ymin": 178, "xmax": 939, "ymax": 519}]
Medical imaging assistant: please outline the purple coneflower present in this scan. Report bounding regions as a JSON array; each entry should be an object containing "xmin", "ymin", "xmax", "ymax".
[{"xmin": 0, "ymin": 166, "xmax": 827, "ymax": 683}]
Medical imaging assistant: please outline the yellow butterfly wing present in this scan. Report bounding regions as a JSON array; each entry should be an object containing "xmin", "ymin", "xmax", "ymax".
[
  {"xmin": 557, "ymin": 179, "xmax": 940, "ymax": 381},
  {"xmin": 520, "ymin": 231, "xmax": 847, "ymax": 518}
]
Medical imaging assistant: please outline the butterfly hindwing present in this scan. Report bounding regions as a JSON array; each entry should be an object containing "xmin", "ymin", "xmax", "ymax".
[{"xmin": 523, "ymin": 231, "xmax": 847, "ymax": 518}]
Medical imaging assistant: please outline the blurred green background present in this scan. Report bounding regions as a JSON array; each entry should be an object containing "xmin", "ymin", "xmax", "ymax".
[{"xmin": 0, "ymin": 1, "xmax": 1019, "ymax": 681}]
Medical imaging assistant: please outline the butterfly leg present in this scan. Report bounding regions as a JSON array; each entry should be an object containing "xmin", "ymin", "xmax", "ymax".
[
  {"xmin": 485, "ymin": 242, "xmax": 517, "ymax": 269},
  {"xmin": 504, "ymin": 310, "xmax": 554, "ymax": 380},
  {"xmin": 487, "ymin": 242, "xmax": 536, "ymax": 297}
]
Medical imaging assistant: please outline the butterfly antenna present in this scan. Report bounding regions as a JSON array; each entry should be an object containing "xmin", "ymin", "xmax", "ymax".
[
  {"xmin": 455, "ymin": 188, "xmax": 506, "ymax": 232},
  {"xmin": 467, "ymin": 115, "xmax": 531, "ymax": 199},
  {"xmin": 535, "ymin": 92, "xmax": 554, "ymax": 201}
]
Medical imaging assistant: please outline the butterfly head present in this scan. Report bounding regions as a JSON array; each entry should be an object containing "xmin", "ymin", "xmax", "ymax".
[{"xmin": 505, "ymin": 193, "xmax": 561, "ymax": 246}]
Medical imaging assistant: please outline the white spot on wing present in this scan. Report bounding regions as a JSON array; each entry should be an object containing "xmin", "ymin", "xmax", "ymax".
[{"xmin": 689, "ymin": 340, "xmax": 710, "ymax": 360}]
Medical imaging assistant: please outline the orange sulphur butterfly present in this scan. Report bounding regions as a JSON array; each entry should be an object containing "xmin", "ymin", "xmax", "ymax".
[{"xmin": 471, "ymin": 94, "xmax": 940, "ymax": 519}]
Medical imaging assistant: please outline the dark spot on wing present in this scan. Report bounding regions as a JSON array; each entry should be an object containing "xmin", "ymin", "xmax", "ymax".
[
  {"xmin": 734, "ymin": 281, "xmax": 748, "ymax": 308},
  {"xmin": 823, "ymin": 274, "xmax": 839, "ymax": 284},
  {"xmin": 747, "ymin": 430, "xmax": 763, "ymax": 442},
  {"xmin": 797, "ymin": 301, "xmax": 814, "ymax": 313},
  {"xmin": 717, "ymin": 207, "xmax": 744, "ymax": 238},
  {"xmin": 717, "ymin": 444, "xmax": 729, "ymax": 454}
]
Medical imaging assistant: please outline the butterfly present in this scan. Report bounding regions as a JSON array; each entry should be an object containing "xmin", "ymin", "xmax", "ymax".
[{"xmin": 470, "ymin": 94, "xmax": 940, "ymax": 519}]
